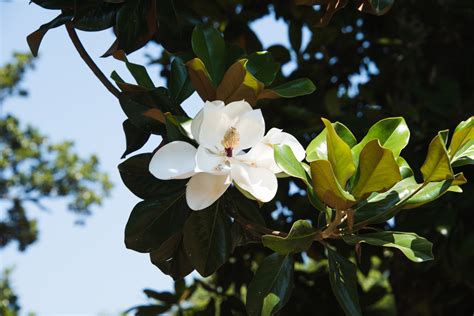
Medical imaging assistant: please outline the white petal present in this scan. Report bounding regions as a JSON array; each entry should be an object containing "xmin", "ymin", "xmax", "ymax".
[
  {"xmin": 195, "ymin": 146, "xmax": 229, "ymax": 174},
  {"xmin": 186, "ymin": 173, "xmax": 230, "ymax": 210},
  {"xmin": 264, "ymin": 129, "xmax": 306, "ymax": 162},
  {"xmin": 197, "ymin": 101, "xmax": 233, "ymax": 149},
  {"xmin": 190, "ymin": 100, "xmax": 225, "ymax": 142},
  {"xmin": 149, "ymin": 141, "xmax": 197, "ymax": 180},
  {"xmin": 234, "ymin": 109, "xmax": 265, "ymax": 151},
  {"xmin": 237, "ymin": 143, "xmax": 280, "ymax": 173},
  {"xmin": 222, "ymin": 100, "xmax": 253, "ymax": 119},
  {"xmin": 231, "ymin": 162, "xmax": 278, "ymax": 202}
]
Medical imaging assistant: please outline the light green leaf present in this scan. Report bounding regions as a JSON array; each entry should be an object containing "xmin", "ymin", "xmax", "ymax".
[
  {"xmin": 322, "ymin": 118, "xmax": 356, "ymax": 187},
  {"xmin": 261, "ymin": 293, "xmax": 280, "ymax": 316},
  {"xmin": 397, "ymin": 156, "xmax": 413, "ymax": 179},
  {"xmin": 351, "ymin": 139, "xmax": 401, "ymax": 199},
  {"xmin": 327, "ymin": 249, "xmax": 362, "ymax": 316},
  {"xmin": 191, "ymin": 25, "xmax": 226, "ymax": 87},
  {"xmin": 343, "ymin": 231, "xmax": 433, "ymax": 263},
  {"xmin": 420, "ymin": 131, "xmax": 454, "ymax": 182},
  {"xmin": 274, "ymin": 144, "xmax": 309, "ymax": 185},
  {"xmin": 246, "ymin": 254, "xmax": 294, "ymax": 316},
  {"xmin": 268, "ymin": 78, "xmax": 316, "ymax": 98},
  {"xmin": 352, "ymin": 117, "xmax": 410, "ymax": 166},
  {"xmin": 306, "ymin": 121, "xmax": 357, "ymax": 162},
  {"xmin": 404, "ymin": 173, "xmax": 466, "ymax": 209},
  {"xmin": 451, "ymin": 139, "xmax": 474, "ymax": 167},
  {"xmin": 310, "ymin": 160, "xmax": 356, "ymax": 209},
  {"xmin": 262, "ymin": 220, "xmax": 315, "ymax": 255},
  {"xmin": 449, "ymin": 116, "xmax": 474, "ymax": 157}
]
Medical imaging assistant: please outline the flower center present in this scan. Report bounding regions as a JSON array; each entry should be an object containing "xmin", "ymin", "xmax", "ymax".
[{"xmin": 221, "ymin": 127, "xmax": 240, "ymax": 157}]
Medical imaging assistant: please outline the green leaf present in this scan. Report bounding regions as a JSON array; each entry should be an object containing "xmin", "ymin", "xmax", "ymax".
[
  {"xmin": 450, "ymin": 116, "xmax": 474, "ymax": 166},
  {"xmin": 310, "ymin": 160, "xmax": 356, "ymax": 209},
  {"xmin": 229, "ymin": 190, "xmax": 266, "ymax": 226},
  {"xmin": 124, "ymin": 191, "xmax": 190, "ymax": 252},
  {"xmin": 169, "ymin": 57, "xmax": 195, "ymax": 104},
  {"xmin": 404, "ymin": 174, "xmax": 466, "ymax": 209},
  {"xmin": 397, "ymin": 156, "xmax": 414, "ymax": 179},
  {"xmin": 343, "ymin": 231, "xmax": 433, "ymax": 263},
  {"xmin": 246, "ymin": 51, "xmax": 280, "ymax": 86},
  {"xmin": 115, "ymin": 0, "xmax": 152, "ymax": 54},
  {"xmin": 150, "ymin": 235, "xmax": 194, "ymax": 280},
  {"xmin": 327, "ymin": 249, "xmax": 362, "ymax": 316},
  {"xmin": 322, "ymin": 118, "xmax": 356, "ymax": 187},
  {"xmin": 351, "ymin": 139, "xmax": 401, "ymax": 199},
  {"xmin": 183, "ymin": 201, "xmax": 233, "ymax": 277},
  {"xmin": 27, "ymin": 14, "xmax": 72, "ymax": 57},
  {"xmin": 118, "ymin": 153, "xmax": 186, "ymax": 200},
  {"xmin": 269, "ymin": 78, "xmax": 316, "ymax": 98},
  {"xmin": 121, "ymin": 119, "xmax": 150, "ymax": 159},
  {"xmin": 143, "ymin": 289, "xmax": 177, "ymax": 304},
  {"xmin": 352, "ymin": 117, "xmax": 410, "ymax": 166},
  {"xmin": 421, "ymin": 131, "xmax": 454, "ymax": 182},
  {"xmin": 73, "ymin": 4, "xmax": 117, "ymax": 32},
  {"xmin": 125, "ymin": 60, "xmax": 155, "ymax": 90},
  {"xmin": 246, "ymin": 254, "xmax": 294, "ymax": 316},
  {"xmin": 191, "ymin": 25, "xmax": 226, "ymax": 87},
  {"xmin": 126, "ymin": 304, "xmax": 172, "ymax": 315},
  {"xmin": 306, "ymin": 121, "xmax": 357, "ymax": 162},
  {"xmin": 274, "ymin": 144, "xmax": 309, "ymax": 184},
  {"xmin": 262, "ymin": 220, "xmax": 315, "ymax": 255}
]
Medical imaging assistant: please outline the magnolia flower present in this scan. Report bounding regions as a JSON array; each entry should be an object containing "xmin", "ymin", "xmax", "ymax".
[{"xmin": 149, "ymin": 100, "xmax": 304, "ymax": 210}]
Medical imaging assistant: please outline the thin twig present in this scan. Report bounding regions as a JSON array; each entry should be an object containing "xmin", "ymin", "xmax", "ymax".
[{"xmin": 65, "ymin": 23, "xmax": 120, "ymax": 98}]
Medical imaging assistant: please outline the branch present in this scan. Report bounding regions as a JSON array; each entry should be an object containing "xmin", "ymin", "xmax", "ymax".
[{"xmin": 65, "ymin": 23, "xmax": 120, "ymax": 99}]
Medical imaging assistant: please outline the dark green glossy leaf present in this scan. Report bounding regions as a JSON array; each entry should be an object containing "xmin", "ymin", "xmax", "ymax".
[
  {"xmin": 246, "ymin": 51, "xmax": 280, "ymax": 86},
  {"xmin": 126, "ymin": 304, "xmax": 172, "ymax": 316},
  {"xmin": 327, "ymin": 249, "xmax": 362, "ymax": 316},
  {"xmin": 115, "ymin": 0, "xmax": 153, "ymax": 54},
  {"xmin": 191, "ymin": 25, "xmax": 226, "ymax": 87},
  {"xmin": 343, "ymin": 231, "xmax": 433, "ymax": 262},
  {"xmin": 246, "ymin": 254, "xmax": 294, "ymax": 316},
  {"xmin": 124, "ymin": 191, "xmax": 190, "ymax": 252},
  {"xmin": 269, "ymin": 78, "xmax": 316, "ymax": 98},
  {"xmin": 143, "ymin": 289, "xmax": 177, "ymax": 304},
  {"xmin": 125, "ymin": 60, "xmax": 155, "ymax": 90},
  {"xmin": 118, "ymin": 153, "xmax": 186, "ymax": 200},
  {"xmin": 169, "ymin": 58, "xmax": 195, "ymax": 104},
  {"xmin": 121, "ymin": 119, "xmax": 150, "ymax": 159},
  {"xmin": 150, "ymin": 235, "xmax": 194, "ymax": 280},
  {"xmin": 183, "ymin": 201, "xmax": 233, "ymax": 277},
  {"xmin": 73, "ymin": 3, "xmax": 118, "ymax": 31},
  {"xmin": 262, "ymin": 220, "xmax": 315, "ymax": 255}
]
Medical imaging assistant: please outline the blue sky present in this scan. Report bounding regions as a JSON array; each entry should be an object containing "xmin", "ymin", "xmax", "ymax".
[{"xmin": 0, "ymin": 2, "xmax": 304, "ymax": 315}]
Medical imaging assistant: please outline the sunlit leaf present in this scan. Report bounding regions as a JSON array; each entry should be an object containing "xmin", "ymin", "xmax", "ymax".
[
  {"xmin": 421, "ymin": 131, "xmax": 454, "ymax": 182},
  {"xmin": 351, "ymin": 139, "xmax": 401, "ymax": 199},
  {"xmin": 310, "ymin": 160, "xmax": 356, "ymax": 209},
  {"xmin": 322, "ymin": 118, "xmax": 356, "ymax": 187},
  {"xmin": 306, "ymin": 121, "xmax": 357, "ymax": 162},
  {"xmin": 343, "ymin": 231, "xmax": 433, "ymax": 262},
  {"xmin": 262, "ymin": 220, "xmax": 315, "ymax": 255},
  {"xmin": 352, "ymin": 117, "xmax": 410, "ymax": 166}
]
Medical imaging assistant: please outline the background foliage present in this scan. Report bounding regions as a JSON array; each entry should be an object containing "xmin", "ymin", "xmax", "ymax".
[{"xmin": 27, "ymin": 0, "xmax": 473, "ymax": 315}]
